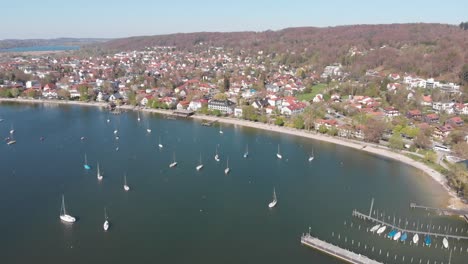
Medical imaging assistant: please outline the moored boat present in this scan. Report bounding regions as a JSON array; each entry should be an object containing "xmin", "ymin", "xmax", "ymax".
[
  {"xmin": 59, "ymin": 195, "xmax": 76, "ymax": 223},
  {"xmin": 376, "ymin": 225, "xmax": 387, "ymax": 234},
  {"xmin": 443, "ymin": 237, "xmax": 449, "ymax": 249},
  {"xmin": 370, "ymin": 224, "xmax": 381, "ymax": 233},
  {"xmin": 276, "ymin": 144, "xmax": 282, "ymax": 159},
  {"xmin": 400, "ymin": 232, "xmax": 408, "ymax": 242},
  {"xmin": 268, "ymin": 188, "xmax": 277, "ymax": 208}
]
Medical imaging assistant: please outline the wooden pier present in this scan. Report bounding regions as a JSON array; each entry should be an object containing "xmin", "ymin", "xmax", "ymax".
[
  {"xmin": 301, "ymin": 233, "xmax": 382, "ymax": 264},
  {"xmin": 172, "ymin": 109, "xmax": 194, "ymax": 117},
  {"xmin": 201, "ymin": 119, "xmax": 217, "ymax": 126},
  {"xmin": 352, "ymin": 210, "xmax": 468, "ymax": 241},
  {"xmin": 410, "ymin": 202, "xmax": 468, "ymax": 217}
]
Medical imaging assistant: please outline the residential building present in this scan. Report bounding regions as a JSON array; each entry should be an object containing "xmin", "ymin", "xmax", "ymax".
[{"xmin": 208, "ymin": 99, "xmax": 236, "ymax": 114}]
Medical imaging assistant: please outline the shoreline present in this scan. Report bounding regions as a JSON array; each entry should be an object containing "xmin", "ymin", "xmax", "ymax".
[{"xmin": 2, "ymin": 97, "xmax": 466, "ymax": 210}]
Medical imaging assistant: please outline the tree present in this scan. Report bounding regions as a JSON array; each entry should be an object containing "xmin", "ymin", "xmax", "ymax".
[
  {"xmin": 57, "ymin": 89, "xmax": 70, "ymax": 100},
  {"xmin": 292, "ymin": 115, "xmax": 305, "ymax": 129},
  {"xmin": 275, "ymin": 117, "xmax": 285, "ymax": 126},
  {"xmin": 128, "ymin": 90, "xmax": 137, "ymax": 106},
  {"xmin": 213, "ymin": 93, "xmax": 227, "ymax": 101},
  {"xmin": 413, "ymin": 130, "xmax": 432, "ymax": 149},
  {"xmin": 446, "ymin": 130, "xmax": 465, "ymax": 145},
  {"xmin": 453, "ymin": 142, "xmax": 468, "ymax": 159},
  {"xmin": 318, "ymin": 125, "xmax": 328, "ymax": 134},
  {"xmin": 0, "ymin": 89, "xmax": 12, "ymax": 98},
  {"xmin": 389, "ymin": 134, "xmax": 404, "ymax": 149},
  {"xmin": 424, "ymin": 151, "xmax": 437, "ymax": 164},
  {"xmin": 327, "ymin": 126, "xmax": 338, "ymax": 136},
  {"xmin": 401, "ymin": 126, "xmax": 419, "ymax": 139},
  {"xmin": 78, "ymin": 85, "xmax": 89, "ymax": 101},
  {"xmin": 242, "ymin": 105, "xmax": 257, "ymax": 121},
  {"xmin": 460, "ymin": 64, "xmax": 468, "ymax": 85},
  {"xmin": 25, "ymin": 89, "xmax": 37, "ymax": 98},
  {"xmin": 447, "ymin": 162, "xmax": 468, "ymax": 198},
  {"xmin": 10, "ymin": 88, "xmax": 20, "ymax": 97},
  {"xmin": 223, "ymin": 75, "xmax": 230, "ymax": 91},
  {"xmin": 363, "ymin": 118, "xmax": 385, "ymax": 143}
]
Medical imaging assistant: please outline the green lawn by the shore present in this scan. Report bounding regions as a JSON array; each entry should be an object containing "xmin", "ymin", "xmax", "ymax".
[{"xmin": 297, "ymin": 83, "xmax": 328, "ymax": 101}]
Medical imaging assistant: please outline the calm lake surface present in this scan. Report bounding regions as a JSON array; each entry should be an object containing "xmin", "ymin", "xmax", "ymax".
[{"xmin": 0, "ymin": 103, "xmax": 466, "ymax": 263}]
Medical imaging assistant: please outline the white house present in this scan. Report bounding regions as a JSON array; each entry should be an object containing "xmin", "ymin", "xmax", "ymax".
[
  {"xmin": 42, "ymin": 89, "xmax": 58, "ymax": 99},
  {"xmin": 96, "ymin": 92, "xmax": 109, "ymax": 102},
  {"xmin": 432, "ymin": 102, "xmax": 454, "ymax": 114},
  {"xmin": 109, "ymin": 93, "xmax": 123, "ymax": 102},
  {"xmin": 312, "ymin": 94, "xmax": 324, "ymax": 103},
  {"xmin": 188, "ymin": 99, "xmax": 206, "ymax": 111},
  {"xmin": 208, "ymin": 99, "xmax": 236, "ymax": 114},
  {"xmin": 69, "ymin": 89, "xmax": 80, "ymax": 99},
  {"xmin": 281, "ymin": 102, "xmax": 306, "ymax": 116},
  {"xmin": 234, "ymin": 107, "xmax": 243, "ymax": 118}
]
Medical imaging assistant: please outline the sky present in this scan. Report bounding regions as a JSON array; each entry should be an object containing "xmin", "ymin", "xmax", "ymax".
[{"xmin": 1, "ymin": 0, "xmax": 466, "ymax": 39}]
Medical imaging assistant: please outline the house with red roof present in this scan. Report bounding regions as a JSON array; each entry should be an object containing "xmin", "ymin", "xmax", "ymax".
[
  {"xmin": 314, "ymin": 119, "xmax": 338, "ymax": 131},
  {"xmin": 406, "ymin": 110, "xmax": 422, "ymax": 120},
  {"xmin": 281, "ymin": 102, "xmax": 306, "ymax": 116},
  {"xmin": 446, "ymin": 116, "xmax": 464, "ymax": 127},
  {"xmin": 383, "ymin": 107, "xmax": 400, "ymax": 117},
  {"xmin": 424, "ymin": 113, "xmax": 439, "ymax": 124},
  {"xmin": 433, "ymin": 124, "xmax": 453, "ymax": 139}
]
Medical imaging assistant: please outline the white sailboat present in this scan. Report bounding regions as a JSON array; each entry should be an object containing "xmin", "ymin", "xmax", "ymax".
[
  {"xmin": 84, "ymin": 154, "xmax": 91, "ymax": 170},
  {"xmin": 276, "ymin": 144, "xmax": 282, "ymax": 159},
  {"xmin": 9, "ymin": 124, "xmax": 14, "ymax": 135},
  {"xmin": 146, "ymin": 126, "xmax": 152, "ymax": 133},
  {"xmin": 103, "ymin": 208, "xmax": 110, "ymax": 231},
  {"xmin": 123, "ymin": 174, "xmax": 130, "ymax": 191},
  {"xmin": 376, "ymin": 225, "xmax": 387, "ymax": 234},
  {"xmin": 219, "ymin": 124, "xmax": 223, "ymax": 134},
  {"xmin": 97, "ymin": 162, "xmax": 103, "ymax": 181},
  {"xmin": 370, "ymin": 224, "xmax": 381, "ymax": 233},
  {"xmin": 169, "ymin": 152, "xmax": 177, "ymax": 168},
  {"xmin": 114, "ymin": 129, "xmax": 118, "ymax": 134},
  {"xmin": 443, "ymin": 237, "xmax": 449, "ymax": 249},
  {"xmin": 59, "ymin": 195, "xmax": 76, "ymax": 223},
  {"xmin": 214, "ymin": 145, "xmax": 220, "ymax": 162},
  {"xmin": 268, "ymin": 188, "xmax": 277, "ymax": 208},
  {"xmin": 224, "ymin": 158, "xmax": 230, "ymax": 174},
  {"xmin": 196, "ymin": 154, "xmax": 204, "ymax": 171},
  {"xmin": 137, "ymin": 112, "xmax": 141, "ymax": 122},
  {"xmin": 243, "ymin": 144, "xmax": 249, "ymax": 158},
  {"xmin": 393, "ymin": 231, "xmax": 401, "ymax": 241},
  {"xmin": 308, "ymin": 148, "xmax": 314, "ymax": 162},
  {"xmin": 413, "ymin": 233, "xmax": 419, "ymax": 244},
  {"xmin": 158, "ymin": 136, "xmax": 163, "ymax": 148},
  {"xmin": 6, "ymin": 133, "xmax": 16, "ymax": 145}
]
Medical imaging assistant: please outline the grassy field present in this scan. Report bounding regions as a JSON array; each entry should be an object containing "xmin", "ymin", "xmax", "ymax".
[{"xmin": 297, "ymin": 83, "xmax": 328, "ymax": 101}]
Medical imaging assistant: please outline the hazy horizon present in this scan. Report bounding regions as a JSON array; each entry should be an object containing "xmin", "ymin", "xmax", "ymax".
[{"xmin": 1, "ymin": 0, "xmax": 467, "ymax": 39}]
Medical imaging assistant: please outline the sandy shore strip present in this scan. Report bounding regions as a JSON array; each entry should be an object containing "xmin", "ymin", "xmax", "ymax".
[{"xmin": 2, "ymin": 98, "xmax": 466, "ymax": 209}]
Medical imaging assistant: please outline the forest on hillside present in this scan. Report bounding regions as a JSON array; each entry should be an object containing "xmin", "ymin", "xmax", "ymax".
[{"xmin": 96, "ymin": 23, "xmax": 468, "ymax": 82}]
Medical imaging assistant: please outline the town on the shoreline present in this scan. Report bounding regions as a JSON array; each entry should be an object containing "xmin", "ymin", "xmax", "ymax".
[{"xmin": 0, "ymin": 45, "xmax": 467, "ymax": 200}]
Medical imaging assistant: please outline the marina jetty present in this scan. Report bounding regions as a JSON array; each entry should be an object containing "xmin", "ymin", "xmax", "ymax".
[{"xmin": 301, "ymin": 233, "xmax": 382, "ymax": 264}]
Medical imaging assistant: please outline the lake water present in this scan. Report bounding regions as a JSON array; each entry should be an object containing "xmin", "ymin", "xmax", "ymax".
[
  {"xmin": 0, "ymin": 45, "xmax": 79, "ymax": 52},
  {"xmin": 0, "ymin": 103, "xmax": 466, "ymax": 263}
]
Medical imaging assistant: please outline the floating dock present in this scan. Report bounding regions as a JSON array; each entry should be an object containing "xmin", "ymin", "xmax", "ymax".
[
  {"xmin": 352, "ymin": 210, "xmax": 468, "ymax": 241},
  {"xmin": 301, "ymin": 233, "xmax": 383, "ymax": 264}
]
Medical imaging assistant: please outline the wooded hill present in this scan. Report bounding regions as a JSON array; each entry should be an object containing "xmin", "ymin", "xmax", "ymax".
[{"xmin": 97, "ymin": 23, "xmax": 468, "ymax": 82}]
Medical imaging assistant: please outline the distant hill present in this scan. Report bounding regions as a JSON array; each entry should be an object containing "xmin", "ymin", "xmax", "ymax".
[
  {"xmin": 97, "ymin": 23, "xmax": 468, "ymax": 82},
  {"xmin": 0, "ymin": 38, "xmax": 109, "ymax": 50}
]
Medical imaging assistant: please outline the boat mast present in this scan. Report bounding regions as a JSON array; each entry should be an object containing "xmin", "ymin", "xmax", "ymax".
[{"xmin": 61, "ymin": 195, "xmax": 66, "ymax": 215}]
